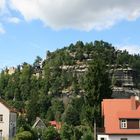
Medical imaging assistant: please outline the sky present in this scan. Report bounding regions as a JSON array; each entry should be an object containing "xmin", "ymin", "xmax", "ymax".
[{"xmin": 0, "ymin": 0, "xmax": 140, "ymax": 69}]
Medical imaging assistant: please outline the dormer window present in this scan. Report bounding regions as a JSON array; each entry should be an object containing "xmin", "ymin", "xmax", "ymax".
[
  {"xmin": 120, "ymin": 119, "xmax": 127, "ymax": 128},
  {"xmin": 0, "ymin": 115, "xmax": 3, "ymax": 122},
  {"xmin": 120, "ymin": 119, "xmax": 140, "ymax": 129}
]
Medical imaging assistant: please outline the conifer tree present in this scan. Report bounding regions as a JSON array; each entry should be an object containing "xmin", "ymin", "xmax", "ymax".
[{"xmin": 83, "ymin": 58, "xmax": 112, "ymax": 139}]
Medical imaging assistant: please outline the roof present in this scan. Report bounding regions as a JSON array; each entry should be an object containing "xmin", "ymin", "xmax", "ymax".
[
  {"xmin": 32, "ymin": 117, "xmax": 46, "ymax": 129},
  {"xmin": 49, "ymin": 121, "xmax": 61, "ymax": 130},
  {"xmin": 0, "ymin": 98, "xmax": 17, "ymax": 113},
  {"xmin": 50, "ymin": 121, "xmax": 57, "ymax": 125},
  {"xmin": 102, "ymin": 96, "xmax": 140, "ymax": 134}
]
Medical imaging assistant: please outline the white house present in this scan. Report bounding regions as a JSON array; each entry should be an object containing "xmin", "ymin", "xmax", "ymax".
[
  {"xmin": 97, "ymin": 96, "xmax": 140, "ymax": 140},
  {"xmin": 0, "ymin": 98, "xmax": 17, "ymax": 140}
]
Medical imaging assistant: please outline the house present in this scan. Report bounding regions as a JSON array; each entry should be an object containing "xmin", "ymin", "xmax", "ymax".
[
  {"xmin": 98, "ymin": 96, "xmax": 140, "ymax": 140},
  {"xmin": 32, "ymin": 118, "xmax": 61, "ymax": 130},
  {"xmin": 0, "ymin": 98, "xmax": 17, "ymax": 140},
  {"xmin": 32, "ymin": 117, "xmax": 46, "ymax": 129},
  {"xmin": 49, "ymin": 121, "xmax": 61, "ymax": 130}
]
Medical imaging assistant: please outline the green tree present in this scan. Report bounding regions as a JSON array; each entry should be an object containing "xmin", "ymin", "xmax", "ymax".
[
  {"xmin": 33, "ymin": 56, "xmax": 42, "ymax": 67},
  {"xmin": 19, "ymin": 63, "xmax": 32, "ymax": 101},
  {"xmin": 38, "ymin": 93, "xmax": 51, "ymax": 118},
  {"xmin": 51, "ymin": 99, "xmax": 64, "ymax": 121},
  {"xmin": 25, "ymin": 94, "xmax": 40, "ymax": 124},
  {"xmin": 83, "ymin": 58, "xmax": 112, "ymax": 139},
  {"xmin": 14, "ymin": 131, "xmax": 35, "ymax": 140},
  {"xmin": 0, "ymin": 70, "xmax": 9, "ymax": 98},
  {"xmin": 62, "ymin": 104, "xmax": 80, "ymax": 126},
  {"xmin": 42, "ymin": 126, "xmax": 59, "ymax": 140},
  {"xmin": 60, "ymin": 123, "xmax": 74, "ymax": 140}
]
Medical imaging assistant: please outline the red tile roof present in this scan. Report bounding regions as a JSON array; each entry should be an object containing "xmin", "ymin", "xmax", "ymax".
[
  {"xmin": 102, "ymin": 96, "xmax": 140, "ymax": 134},
  {"xmin": 49, "ymin": 121, "xmax": 61, "ymax": 129}
]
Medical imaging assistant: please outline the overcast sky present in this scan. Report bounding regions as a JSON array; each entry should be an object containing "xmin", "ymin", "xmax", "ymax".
[{"xmin": 0, "ymin": 0, "xmax": 140, "ymax": 69}]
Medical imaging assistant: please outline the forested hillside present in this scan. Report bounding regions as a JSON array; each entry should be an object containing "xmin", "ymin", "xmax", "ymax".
[{"xmin": 0, "ymin": 40, "xmax": 140, "ymax": 139}]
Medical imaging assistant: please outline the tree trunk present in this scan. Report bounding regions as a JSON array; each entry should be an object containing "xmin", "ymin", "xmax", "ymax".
[{"xmin": 94, "ymin": 118, "xmax": 96, "ymax": 140}]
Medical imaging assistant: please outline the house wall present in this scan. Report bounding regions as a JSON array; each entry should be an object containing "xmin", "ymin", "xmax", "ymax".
[
  {"xmin": 98, "ymin": 134, "xmax": 109, "ymax": 140},
  {"xmin": 109, "ymin": 135, "xmax": 140, "ymax": 140},
  {"xmin": 0, "ymin": 102, "xmax": 10, "ymax": 140},
  {"xmin": 98, "ymin": 134, "xmax": 140, "ymax": 140}
]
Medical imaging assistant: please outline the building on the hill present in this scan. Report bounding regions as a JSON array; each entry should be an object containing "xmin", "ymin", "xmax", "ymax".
[
  {"xmin": 98, "ymin": 96, "xmax": 140, "ymax": 140},
  {"xmin": 7, "ymin": 67, "xmax": 16, "ymax": 75},
  {"xmin": 0, "ymin": 98, "xmax": 17, "ymax": 140}
]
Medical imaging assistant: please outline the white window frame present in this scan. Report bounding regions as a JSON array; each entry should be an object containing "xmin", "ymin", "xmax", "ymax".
[{"xmin": 120, "ymin": 119, "xmax": 127, "ymax": 128}]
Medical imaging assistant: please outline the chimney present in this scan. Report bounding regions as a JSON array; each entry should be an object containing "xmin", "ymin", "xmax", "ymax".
[{"xmin": 131, "ymin": 96, "xmax": 136, "ymax": 110}]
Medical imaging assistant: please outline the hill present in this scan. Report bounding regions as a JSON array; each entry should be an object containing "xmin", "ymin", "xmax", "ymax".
[{"xmin": 0, "ymin": 40, "xmax": 140, "ymax": 125}]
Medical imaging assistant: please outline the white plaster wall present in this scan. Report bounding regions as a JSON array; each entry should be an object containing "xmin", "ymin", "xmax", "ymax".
[
  {"xmin": 98, "ymin": 134, "xmax": 140, "ymax": 140},
  {"xmin": 0, "ymin": 102, "xmax": 10, "ymax": 140},
  {"xmin": 109, "ymin": 135, "xmax": 140, "ymax": 140},
  {"xmin": 98, "ymin": 134, "xmax": 109, "ymax": 140}
]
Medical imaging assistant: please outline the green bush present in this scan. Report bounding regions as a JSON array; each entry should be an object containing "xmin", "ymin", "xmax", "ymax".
[
  {"xmin": 14, "ymin": 131, "xmax": 34, "ymax": 140},
  {"xmin": 42, "ymin": 126, "xmax": 59, "ymax": 140}
]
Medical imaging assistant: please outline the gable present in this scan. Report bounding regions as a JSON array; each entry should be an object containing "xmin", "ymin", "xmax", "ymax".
[
  {"xmin": 32, "ymin": 118, "xmax": 46, "ymax": 129},
  {"xmin": 36, "ymin": 120, "xmax": 46, "ymax": 128},
  {"xmin": 0, "ymin": 102, "xmax": 10, "ymax": 113},
  {"xmin": 0, "ymin": 99, "xmax": 17, "ymax": 113}
]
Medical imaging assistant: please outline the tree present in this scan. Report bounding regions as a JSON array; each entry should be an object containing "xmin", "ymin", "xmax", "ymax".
[
  {"xmin": 19, "ymin": 64, "xmax": 32, "ymax": 101},
  {"xmin": 62, "ymin": 104, "xmax": 80, "ymax": 126},
  {"xmin": 73, "ymin": 125, "xmax": 93, "ymax": 140},
  {"xmin": 51, "ymin": 99, "xmax": 64, "ymax": 121},
  {"xmin": 0, "ymin": 70, "xmax": 9, "ymax": 98},
  {"xmin": 33, "ymin": 56, "xmax": 42, "ymax": 73},
  {"xmin": 14, "ymin": 131, "xmax": 35, "ymax": 140},
  {"xmin": 33, "ymin": 56, "xmax": 42, "ymax": 66},
  {"xmin": 83, "ymin": 58, "xmax": 112, "ymax": 139},
  {"xmin": 38, "ymin": 93, "xmax": 51, "ymax": 118},
  {"xmin": 42, "ymin": 126, "xmax": 59, "ymax": 140},
  {"xmin": 25, "ymin": 93, "xmax": 40, "ymax": 124},
  {"xmin": 60, "ymin": 123, "xmax": 74, "ymax": 140}
]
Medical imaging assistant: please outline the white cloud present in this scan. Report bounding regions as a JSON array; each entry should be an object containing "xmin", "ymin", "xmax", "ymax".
[
  {"xmin": 7, "ymin": 17, "xmax": 21, "ymax": 24},
  {"xmin": 118, "ymin": 44, "xmax": 140, "ymax": 55},
  {"xmin": 0, "ymin": 0, "xmax": 5, "ymax": 11},
  {"xmin": 9, "ymin": 0, "xmax": 140, "ymax": 31},
  {"xmin": 0, "ymin": 0, "xmax": 10, "ymax": 16},
  {"xmin": 0, "ymin": 27, "xmax": 5, "ymax": 34},
  {"xmin": 0, "ymin": 23, "xmax": 5, "ymax": 34},
  {"xmin": 0, "ymin": 0, "xmax": 6, "ymax": 34}
]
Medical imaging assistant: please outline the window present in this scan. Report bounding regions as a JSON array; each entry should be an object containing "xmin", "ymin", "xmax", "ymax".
[
  {"xmin": 120, "ymin": 119, "xmax": 140, "ymax": 129},
  {"xmin": 101, "ymin": 138, "xmax": 105, "ymax": 140},
  {"xmin": 127, "ymin": 119, "xmax": 139, "ymax": 129},
  {"xmin": 0, "ymin": 130, "xmax": 2, "ymax": 138},
  {"xmin": 120, "ymin": 119, "xmax": 127, "ymax": 128},
  {"xmin": 120, "ymin": 138, "xmax": 127, "ymax": 140},
  {"xmin": 0, "ymin": 115, "xmax": 3, "ymax": 122}
]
